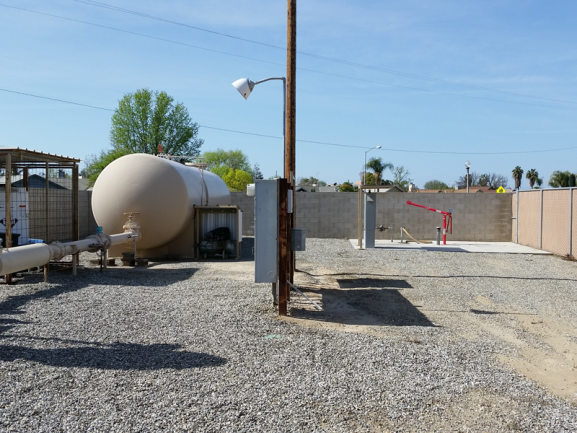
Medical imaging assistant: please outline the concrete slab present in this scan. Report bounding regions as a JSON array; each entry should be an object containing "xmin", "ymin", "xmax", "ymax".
[{"xmin": 349, "ymin": 239, "xmax": 553, "ymax": 254}]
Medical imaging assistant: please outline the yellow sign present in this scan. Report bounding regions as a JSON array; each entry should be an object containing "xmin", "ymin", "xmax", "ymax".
[{"xmin": 496, "ymin": 186, "xmax": 506, "ymax": 193}]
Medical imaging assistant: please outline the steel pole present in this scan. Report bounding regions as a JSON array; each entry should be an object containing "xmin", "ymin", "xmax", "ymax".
[{"xmin": 364, "ymin": 151, "xmax": 367, "ymax": 186}]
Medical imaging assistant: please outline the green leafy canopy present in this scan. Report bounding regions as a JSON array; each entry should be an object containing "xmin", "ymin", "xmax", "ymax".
[{"xmin": 84, "ymin": 89, "xmax": 203, "ymax": 185}]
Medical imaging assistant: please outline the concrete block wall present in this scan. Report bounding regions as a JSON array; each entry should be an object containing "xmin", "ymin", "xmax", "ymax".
[{"xmin": 231, "ymin": 191, "xmax": 512, "ymax": 242}]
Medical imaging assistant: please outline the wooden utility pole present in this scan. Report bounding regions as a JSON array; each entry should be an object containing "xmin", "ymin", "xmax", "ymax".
[
  {"xmin": 277, "ymin": 178, "xmax": 289, "ymax": 315},
  {"xmin": 286, "ymin": 0, "xmax": 297, "ymax": 288},
  {"xmin": 286, "ymin": 0, "xmax": 296, "ymax": 182}
]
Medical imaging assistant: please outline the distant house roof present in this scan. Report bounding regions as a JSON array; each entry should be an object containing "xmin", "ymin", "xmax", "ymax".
[
  {"xmin": 318, "ymin": 185, "xmax": 339, "ymax": 192},
  {"xmin": 409, "ymin": 189, "xmax": 447, "ymax": 193},
  {"xmin": 0, "ymin": 174, "xmax": 68, "ymax": 190},
  {"xmin": 363, "ymin": 185, "xmax": 404, "ymax": 193},
  {"xmin": 453, "ymin": 186, "xmax": 497, "ymax": 194},
  {"xmin": 50, "ymin": 177, "xmax": 91, "ymax": 191},
  {"xmin": 296, "ymin": 186, "xmax": 309, "ymax": 192}
]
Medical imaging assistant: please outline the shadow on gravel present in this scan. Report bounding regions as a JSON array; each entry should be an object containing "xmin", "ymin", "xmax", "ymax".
[
  {"xmin": 337, "ymin": 278, "xmax": 413, "ymax": 289},
  {"xmin": 291, "ymin": 285, "xmax": 435, "ymax": 327},
  {"xmin": 297, "ymin": 269, "xmax": 577, "ymax": 282},
  {"xmin": 0, "ymin": 342, "xmax": 226, "ymax": 370},
  {"xmin": 0, "ymin": 269, "xmax": 198, "ymax": 335}
]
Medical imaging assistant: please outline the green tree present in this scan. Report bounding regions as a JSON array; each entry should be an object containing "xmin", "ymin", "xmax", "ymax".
[
  {"xmin": 221, "ymin": 168, "xmax": 254, "ymax": 192},
  {"xmin": 548, "ymin": 170, "xmax": 573, "ymax": 188},
  {"xmin": 253, "ymin": 163, "xmax": 264, "ymax": 180},
  {"xmin": 298, "ymin": 176, "xmax": 326, "ymax": 186},
  {"xmin": 392, "ymin": 166, "xmax": 412, "ymax": 190},
  {"xmin": 111, "ymin": 89, "xmax": 201, "ymax": 156},
  {"xmin": 525, "ymin": 169, "xmax": 539, "ymax": 189},
  {"xmin": 424, "ymin": 180, "xmax": 449, "ymax": 190},
  {"xmin": 203, "ymin": 148, "xmax": 252, "ymax": 173},
  {"xmin": 359, "ymin": 171, "xmax": 375, "ymax": 185},
  {"xmin": 339, "ymin": 181, "xmax": 355, "ymax": 192},
  {"xmin": 85, "ymin": 89, "xmax": 202, "ymax": 184},
  {"xmin": 512, "ymin": 166, "xmax": 524, "ymax": 190},
  {"xmin": 365, "ymin": 157, "xmax": 394, "ymax": 185},
  {"xmin": 83, "ymin": 149, "xmax": 128, "ymax": 185},
  {"xmin": 478, "ymin": 174, "xmax": 488, "ymax": 187}
]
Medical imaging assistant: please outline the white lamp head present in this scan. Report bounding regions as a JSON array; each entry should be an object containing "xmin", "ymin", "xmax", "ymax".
[
  {"xmin": 232, "ymin": 78, "xmax": 256, "ymax": 99},
  {"xmin": 376, "ymin": 146, "xmax": 382, "ymax": 149},
  {"xmin": 465, "ymin": 160, "xmax": 471, "ymax": 169}
]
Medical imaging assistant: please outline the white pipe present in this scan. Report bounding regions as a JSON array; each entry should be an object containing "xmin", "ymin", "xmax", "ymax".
[{"xmin": 0, "ymin": 230, "xmax": 140, "ymax": 277}]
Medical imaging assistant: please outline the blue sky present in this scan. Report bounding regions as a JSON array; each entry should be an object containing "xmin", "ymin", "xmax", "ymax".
[{"xmin": 1, "ymin": 0, "xmax": 576, "ymax": 189}]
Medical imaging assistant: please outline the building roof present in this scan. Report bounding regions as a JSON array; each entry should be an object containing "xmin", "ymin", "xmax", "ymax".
[
  {"xmin": 362, "ymin": 185, "xmax": 405, "ymax": 193},
  {"xmin": 453, "ymin": 186, "xmax": 497, "ymax": 194},
  {"xmin": 0, "ymin": 148, "xmax": 80, "ymax": 164},
  {"xmin": 0, "ymin": 174, "xmax": 69, "ymax": 189}
]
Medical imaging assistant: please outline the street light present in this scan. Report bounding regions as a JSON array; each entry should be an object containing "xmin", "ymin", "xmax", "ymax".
[
  {"xmin": 232, "ymin": 77, "xmax": 287, "ymax": 176},
  {"xmin": 364, "ymin": 146, "xmax": 382, "ymax": 186},
  {"xmin": 465, "ymin": 160, "xmax": 471, "ymax": 193}
]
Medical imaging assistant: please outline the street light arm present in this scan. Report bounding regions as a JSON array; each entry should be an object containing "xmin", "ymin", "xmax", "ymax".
[{"xmin": 254, "ymin": 77, "xmax": 286, "ymax": 85}]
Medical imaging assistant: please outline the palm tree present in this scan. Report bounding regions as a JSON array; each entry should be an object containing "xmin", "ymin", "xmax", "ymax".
[
  {"xmin": 525, "ymin": 169, "xmax": 539, "ymax": 189},
  {"xmin": 548, "ymin": 170, "xmax": 572, "ymax": 188},
  {"xmin": 512, "ymin": 166, "xmax": 524, "ymax": 190},
  {"xmin": 366, "ymin": 157, "xmax": 394, "ymax": 185}
]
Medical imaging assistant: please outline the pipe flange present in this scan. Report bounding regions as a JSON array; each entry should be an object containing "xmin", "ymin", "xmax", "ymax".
[
  {"xmin": 48, "ymin": 241, "xmax": 74, "ymax": 261},
  {"xmin": 86, "ymin": 234, "xmax": 113, "ymax": 251}
]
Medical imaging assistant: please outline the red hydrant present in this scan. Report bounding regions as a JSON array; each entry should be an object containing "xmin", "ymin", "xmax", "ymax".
[{"xmin": 406, "ymin": 201, "xmax": 453, "ymax": 245}]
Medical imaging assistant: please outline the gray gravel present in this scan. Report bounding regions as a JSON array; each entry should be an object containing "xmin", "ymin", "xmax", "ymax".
[{"xmin": 0, "ymin": 238, "xmax": 576, "ymax": 432}]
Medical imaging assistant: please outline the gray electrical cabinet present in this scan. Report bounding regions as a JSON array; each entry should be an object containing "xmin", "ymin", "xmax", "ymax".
[
  {"xmin": 363, "ymin": 192, "xmax": 377, "ymax": 248},
  {"xmin": 290, "ymin": 228, "xmax": 306, "ymax": 251},
  {"xmin": 254, "ymin": 179, "xmax": 278, "ymax": 282}
]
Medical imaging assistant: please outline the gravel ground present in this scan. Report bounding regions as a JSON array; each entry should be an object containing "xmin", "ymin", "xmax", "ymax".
[{"xmin": 0, "ymin": 238, "xmax": 576, "ymax": 432}]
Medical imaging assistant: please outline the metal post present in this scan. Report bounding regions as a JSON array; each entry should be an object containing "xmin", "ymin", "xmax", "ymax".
[
  {"xmin": 442, "ymin": 214, "xmax": 447, "ymax": 245},
  {"xmin": 364, "ymin": 151, "xmax": 367, "ymax": 186},
  {"xmin": 272, "ymin": 282, "xmax": 278, "ymax": 306},
  {"xmin": 72, "ymin": 164, "xmax": 79, "ymax": 270},
  {"xmin": 515, "ymin": 189, "xmax": 519, "ymax": 244},
  {"xmin": 539, "ymin": 189, "xmax": 543, "ymax": 249},
  {"xmin": 569, "ymin": 188, "xmax": 573, "ymax": 257},
  {"xmin": 357, "ymin": 188, "xmax": 363, "ymax": 248},
  {"xmin": 5, "ymin": 153, "xmax": 12, "ymax": 284},
  {"xmin": 466, "ymin": 166, "xmax": 470, "ymax": 193},
  {"xmin": 45, "ymin": 162, "xmax": 49, "ymax": 242},
  {"xmin": 400, "ymin": 227, "xmax": 404, "ymax": 243},
  {"xmin": 436, "ymin": 227, "xmax": 441, "ymax": 245},
  {"xmin": 390, "ymin": 226, "xmax": 393, "ymax": 242}
]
